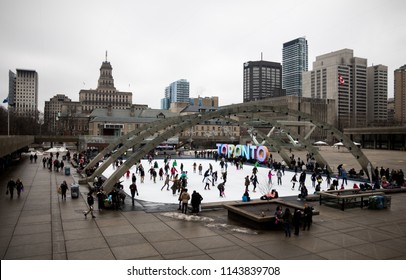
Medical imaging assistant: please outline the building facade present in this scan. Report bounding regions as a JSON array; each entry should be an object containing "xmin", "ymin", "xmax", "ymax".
[
  {"xmin": 189, "ymin": 96, "xmax": 219, "ymax": 108},
  {"xmin": 161, "ymin": 79, "xmax": 190, "ymax": 109},
  {"xmin": 282, "ymin": 37, "xmax": 308, "ymax": 97},
  {"xmin": 44, "ymin": 94, "xmax": 72, "ymax": 134},
  {"xmin": 367, "ymin": 64, "xmax": 388, "ymax": 125},
  {"xmin": 9, "ymin": 69, "xmax": 38, "ymax": 117},
  {"xmin": 243, "ymin": 60, "xmax": 284, "ymax": 103},
  {"xmin": 79, "ymin": 60, "xmax": 132, "ymax": 114},
  {"xmin": 387, "ymin": 98, "xmax": 395, "ymax": 124},
  {"xmin": 394, "ymin": 65, "xmax": 406, "ymax": 124},
  {"xmin": 303, "ymin": 49, "xmax": 367, "ymax": 130}
]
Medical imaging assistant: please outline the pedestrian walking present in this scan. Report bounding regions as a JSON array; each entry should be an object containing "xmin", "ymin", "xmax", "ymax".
[
  {"xmin": 15, "ymin": 178, "xmax": 24, "ymax": 198},
  {"xmin": 129, "ymin": 182, "xmax": 139, "ymax": 205},
  {"xmin": 6, "ymin": 178, "xmax": 16, "ymax": 199},
  {"xmin": 84, "ymin": 192, "xmax": 96, "ymax": 218},
  {"xmin": 60, "ymin": 180, "xmax": 68, "ymax": 200}
]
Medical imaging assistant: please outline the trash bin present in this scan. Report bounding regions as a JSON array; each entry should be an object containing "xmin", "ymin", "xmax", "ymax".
[
  {"xmin": 71, "ymin": 183, "xmax": 79, "ymax": 199},
  {"xmin": 64, "ymin": 166, "xmax": 70, "ymax": 176}
]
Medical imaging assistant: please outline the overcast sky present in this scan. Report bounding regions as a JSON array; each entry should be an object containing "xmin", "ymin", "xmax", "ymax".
[{"xmin": 1, "ymin": 0, "xmax": 405, "ymax": 111}]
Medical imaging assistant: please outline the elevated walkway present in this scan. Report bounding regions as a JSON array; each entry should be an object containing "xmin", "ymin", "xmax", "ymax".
[{"xmin": 0, "ymin": 136, "xmax": 34, "ymax": 158}]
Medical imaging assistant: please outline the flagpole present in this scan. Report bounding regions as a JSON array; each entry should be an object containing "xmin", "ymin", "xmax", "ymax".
[{"xmin": 8, "ymin": 105, "xmax": 10, "ymax": 136}]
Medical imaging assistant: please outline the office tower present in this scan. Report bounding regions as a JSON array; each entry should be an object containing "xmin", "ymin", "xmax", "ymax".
[
  {"xmin": 44, "ymin": 94, "xmax": 72, "ymax": 134},
  {"xmin": 243, "ymin": 60, "xmax": 284, "ymax": 103},
  {"xmin": 303, "ymin": 49, "xmax": 367, "ymax": 129},
  {"xmin": 282, "ymin": 37, "xmax": 308, "ymax": 96},
  {"xmin": 394, "ymin": 65, "xmax": 406, "ymax": 124},
  {"xmin": 367, "ymin": 64, "xmax": 388, "ymax": 124},
  {"xmin": 79, "ymin": 58, "xmax": 132, "ymax": 114},
  {"xmin": 9, "ymin": 69, "xmax": 38, "ymax": 117},
  {"xmin": 161, "ymin": 79, "xmax": 190, "ymax": 109}
]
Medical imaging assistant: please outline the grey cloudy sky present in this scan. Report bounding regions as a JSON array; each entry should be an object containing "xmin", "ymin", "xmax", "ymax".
[{"xmin": 1, "ymin": 0, "xmax": 405, "ymax": 111}]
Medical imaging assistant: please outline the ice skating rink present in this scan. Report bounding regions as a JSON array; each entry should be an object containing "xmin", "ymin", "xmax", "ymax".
[{"xmin": 102, "ymin": 158, "xmax": 360, "ymax": 204}]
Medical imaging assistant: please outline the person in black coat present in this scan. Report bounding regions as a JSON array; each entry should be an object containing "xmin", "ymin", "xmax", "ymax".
[
  {"xmin": 293, "ymin": 208, "xmax": 302, "ymax": 236},
  {"xmin": 7, "ymin": 178, "xmax": 16, "ymax": 199},
  {"xmin": 303, "ymin": 203, "xmax": 313, "ymax": 231},
  {"xmin": 129, "ymin": 182, "xmax": 139, "ymax": 205},
  {"xmin": 191, "ymin": 190, "xmax": 203, "ymax": 215},
  {"xmin": 60, "ymin": 180, "xmax": 68, "ymax": 200},
  {"xmin": 84, "ymin": 192, "xmax": 96, "ymax": 218}
]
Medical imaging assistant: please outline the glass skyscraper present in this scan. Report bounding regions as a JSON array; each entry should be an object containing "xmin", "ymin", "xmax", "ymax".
[
  {"xmin": 282, "ymin": 37, "xmax": 308, "ymax": 97},
  {"xmin": 161, "ymin": 79, "xmax": 190, "ymax": 109}
]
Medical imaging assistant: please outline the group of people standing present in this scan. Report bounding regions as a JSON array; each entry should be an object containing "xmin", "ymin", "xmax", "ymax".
[{"xmin": 274, "ymin": 203, "xmax": 313, "ymax": 237}]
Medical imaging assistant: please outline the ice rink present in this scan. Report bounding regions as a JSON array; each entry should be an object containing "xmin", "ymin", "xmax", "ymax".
[{"xmin": 102, "ymin": 158, "xmax": 361, "ymax": 204}]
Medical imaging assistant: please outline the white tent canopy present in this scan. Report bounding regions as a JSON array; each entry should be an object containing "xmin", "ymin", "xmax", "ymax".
[
  {"xmin": 313, "ymin": 141, "xmax": 328, "ymax": 145},
  {"xmin": 44, "ymin": 147, "xmax": 68, "ymax": 154},
  {"xmin": 333, "ymin": 142, "xmax": 361, "ymax": 147}
]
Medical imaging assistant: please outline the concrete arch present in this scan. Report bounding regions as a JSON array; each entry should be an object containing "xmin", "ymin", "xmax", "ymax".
[
  {"xmin": 242, "ymin": 117, "xmax": 332, "ymax": 173},
  {"xmin": 97, "ymin": 102, "xmax": 372, "ymax": 192},
  {"xmin": 82, "ymin": 114, "xmax": 197, "ymax": 177}
]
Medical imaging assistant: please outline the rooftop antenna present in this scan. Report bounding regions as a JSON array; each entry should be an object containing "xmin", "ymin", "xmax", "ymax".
[
  {"xmin": 105, "ymin": 50, "xmax": 108, "ymax": 62},
  {"xmin": 261, "ymin": 52, "xmax": 263, "ymax": 61}
]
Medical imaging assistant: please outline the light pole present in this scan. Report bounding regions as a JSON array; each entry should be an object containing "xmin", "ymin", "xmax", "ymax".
[{"xmin": 7, "ymin": 106, "xmax": 10, "ymax": 136}]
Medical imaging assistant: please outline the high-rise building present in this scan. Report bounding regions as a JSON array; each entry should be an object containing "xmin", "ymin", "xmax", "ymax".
[
  {"xmin": 394, "ymin": 65, "xmax": 406, "ymax": 124},
  {"xmin": 161, "ymin": 79, "xmax": 190, "ymax": 109},
  {"xmin": 9, "ymin": 69, "xmax": 38, "ymax": 117},
  {"xmin": 243, "ymin": 60, "xmax": 284, "ymax": 103},
  {"xmin": 367, "ymin": 64, "xmax": 388, "ymax": 124},
  {"xmin": 303, "ymin": 49, "xmax": 367, "ymax": 129},
  {"xmin": 44, "ymin": 94, "xmax": 72, "ymax": 134},
  {"xmin": 282, "ymin": 37, "xmax": 308, "ymax": 96},
  {"xmin": 79, "ymin": 59, "xmax": 132, "ymax": 114}
]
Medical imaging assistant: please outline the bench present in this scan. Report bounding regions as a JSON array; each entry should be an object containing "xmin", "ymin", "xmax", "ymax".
[
  {"xmin": 319, "ymin": 191, "xmax": 385, "ymax": 211},
  {"xmin": 224, "ymin": 199, "xmax": 319, "ymax": 230}
]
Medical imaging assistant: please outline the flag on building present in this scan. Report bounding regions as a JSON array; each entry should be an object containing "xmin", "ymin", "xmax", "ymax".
[{"xmin": 338, "ymin": 74, "xmax": 345, "ymax": 86}]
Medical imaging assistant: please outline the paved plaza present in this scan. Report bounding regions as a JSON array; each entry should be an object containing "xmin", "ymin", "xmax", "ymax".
[{"xmin": 1, "ymin": 149, "xmax": 406, "ymax": 260}]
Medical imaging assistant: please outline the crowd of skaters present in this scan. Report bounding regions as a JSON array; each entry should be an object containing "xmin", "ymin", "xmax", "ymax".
[{"xmin": 49, "ymin": 148, "xmax": 403, "ymax": 233}]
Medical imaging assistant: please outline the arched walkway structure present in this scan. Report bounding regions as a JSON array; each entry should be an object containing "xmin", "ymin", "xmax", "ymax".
[{"xmin": 85, "ymin": 101, "xmax": 372, "ymax": 192}]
